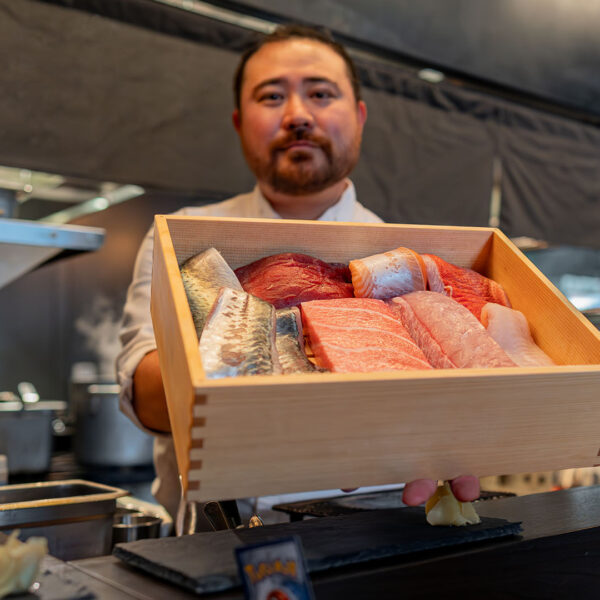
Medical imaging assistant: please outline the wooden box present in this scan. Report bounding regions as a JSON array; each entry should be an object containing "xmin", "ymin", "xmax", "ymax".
[{"xmin": 151, "ymin": 216, "xmax": 600, "ymax": 503}]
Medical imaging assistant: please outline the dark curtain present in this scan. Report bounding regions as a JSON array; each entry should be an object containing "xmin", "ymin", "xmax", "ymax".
[{"xmin": 0, "ymin": 0, "xmax": 598, "ymax": 246}]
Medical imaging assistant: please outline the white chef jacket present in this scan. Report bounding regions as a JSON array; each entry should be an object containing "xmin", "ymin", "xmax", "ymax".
[{"xmin": 116, "ymin": 180, "xmax": 383, "ymax": 521}]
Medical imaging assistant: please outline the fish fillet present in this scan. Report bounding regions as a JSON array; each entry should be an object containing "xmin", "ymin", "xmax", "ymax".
[
  {"xmin": 276, "ymin": 306, "xmax": 325, "ymax": 374},
  {"xmin": 349, "ymin": 247, "xmax": 427, "ymax": 299},
  {"xmin": 199, "ymin": 287, "xmax": 280, "ymax": 378},
  {"xmin": 481, "ymin": 303, "xmax": 555, "ymax": 367},
  {"xmin": 388, "ymin": 291, "xmax": 516, "ymax": 369},
  {"xmin": 235, "ymin": 252, "xmax": 353, "ymax": 309},
  {"xmin": 300, "ymin": 298, "xmax": 433, "ymax": 373},
  {"xmin": 423, "ymin": 254, "xmax": 510, "ymax": 321},
  {"xmin": 180, "ymin": 247, "xmax": 242, "ymax": 337}
]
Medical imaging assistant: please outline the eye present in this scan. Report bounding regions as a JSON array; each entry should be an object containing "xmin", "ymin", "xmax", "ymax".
[
  {"xmin": 258, "ymin": 91, "xmax": 284, "ymax": 104},
  {"xmin": 309, "ymin": 87, "xmax": 337, "ymax": 103}
]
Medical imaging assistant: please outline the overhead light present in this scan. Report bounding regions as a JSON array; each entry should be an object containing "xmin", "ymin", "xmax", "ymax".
[
  {"xmin": 92, "ymin": 197, "xmax": 109, "ymax": 210},
  {"xmin": 417, "ymin": 68, "xmax": 445, "ymax": 84},
  {"xmin": 42, "ymin": 185, "xmax": 145, "ymax": 224},
  {"xmin": 0, "ymin": 166, "xmax": 64, "ymax": 192}
]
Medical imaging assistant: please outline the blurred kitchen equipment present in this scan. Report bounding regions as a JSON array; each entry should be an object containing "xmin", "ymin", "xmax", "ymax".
[
  {"xmin": 0, "ymin": 455, "xmax": 7, "ymax": 485},
  {"xmin": 17, "ymin": 381, "xmax": 40, "ymax": 404},
  {"xmin": 71, "ymin": 378, "xmax": 153, "ymax": 468},
  {"xmin": 0, "ymin": 385, "xmax": 66, "ymax": 474},
  {"xmin": 0, "ymin": 215, "xmax": 105, "ymax": 289},
  {"xmin": 583, "ymin": 307, "xmax": 600, "ymax": 330},
  {"xmin": 202, "ymin": 500, "xmax": 242, "ymax": 531},
  {"xmin": 177, "ymin": 498, "xmax": 262, "ymax": 534},
  {"xmin": 0, "ymin": 479, "xmax": 128, "ymax": 560},
  {"xmin": 117, "ymin": 496, "xmax": 172, "ymax": 537},
  {"xmin": 112, "ymin": 513, "xmax": 161, "ymax": 545}
]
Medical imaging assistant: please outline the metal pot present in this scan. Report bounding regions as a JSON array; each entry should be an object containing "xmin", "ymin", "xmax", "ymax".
[
  {"xmin": 72, "ymin": 381, "xmax": 154, "ymax": 467},
  {"xmin": 0, "ymin": 386, "xmax": 66, "ymax": 475}
]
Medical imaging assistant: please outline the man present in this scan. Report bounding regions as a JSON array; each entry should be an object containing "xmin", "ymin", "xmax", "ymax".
[{"xmin": 117, "ymin": 25, "xmax": 479, "ymax": 521}]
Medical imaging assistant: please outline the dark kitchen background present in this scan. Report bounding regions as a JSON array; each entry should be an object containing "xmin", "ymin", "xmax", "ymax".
[{"xmin": 1, "ymin": 0, "xmax": 599, "ymax": 402}]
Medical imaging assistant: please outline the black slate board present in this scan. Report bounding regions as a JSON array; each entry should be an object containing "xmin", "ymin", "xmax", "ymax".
[
  {"xmin": 113, "ymin": 507, "xmax": 522, "ymax": 595},
  {"xmin": 273, "ymin": 488, "xmax": 516, "ymax": 519}
]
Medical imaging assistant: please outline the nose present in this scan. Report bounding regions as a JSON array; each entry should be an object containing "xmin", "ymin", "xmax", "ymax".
[{"xmin": 281, "ymin": 94, "xmax": 314, "ymax": 131}]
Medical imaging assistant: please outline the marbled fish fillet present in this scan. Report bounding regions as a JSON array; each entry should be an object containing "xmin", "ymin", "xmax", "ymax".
[
  {"xmin": 300, "ymin": 298, "xmax": 433, "ymax": 373},
  {"xmin": 200, "ymin": 287, "xmax": 280, "ymax": 378},
  {"xmin": 276, "ymin": 306, "xmax": 326, "ymax": 374},
  {"xmin": 481, "ymin": 303, "xmax": 555, "ymax": 367},
  {"xmin": 349, "ymin": 247, "xmax": 428, "ymax": 299},
  {"xmin": 388, "ymin": 291, "xmax": 516, "ymax": 369},
  {"xmin": 180, "ymin": 247, "xmax": 242, "ymax": 337}
]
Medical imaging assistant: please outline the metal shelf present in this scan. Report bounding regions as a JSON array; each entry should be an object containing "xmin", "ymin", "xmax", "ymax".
[{"xmin": 0, "ymin": 218, "xmax": 105, "ymax": 289}]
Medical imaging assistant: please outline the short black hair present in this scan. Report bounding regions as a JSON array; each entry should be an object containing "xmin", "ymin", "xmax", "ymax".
[{"xmin": 233, "ymin": 24, "xmax": 362, "ymax": 111}]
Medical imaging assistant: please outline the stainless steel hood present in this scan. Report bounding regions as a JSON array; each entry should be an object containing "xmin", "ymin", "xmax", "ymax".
[
  {"xmin": 0, "ymin": 166, "xmax": 146, "ymax": 289},
  {"xmin": 0, "ymin": 217, "xmax": 105, "ymax": 289}
]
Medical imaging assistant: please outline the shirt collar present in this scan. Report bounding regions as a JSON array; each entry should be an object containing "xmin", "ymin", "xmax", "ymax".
[{"xmin": 250, "ymin": 179, "xmax": 355, "ymax": 221}]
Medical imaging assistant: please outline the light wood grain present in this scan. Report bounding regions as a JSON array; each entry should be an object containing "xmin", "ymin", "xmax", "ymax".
[
  {"xmin": 151, "ymin": 216, "xmax": 203, "ymax": 490},
  {"xmin": 164, "ymin": 216, "xmax": 494, "ymax": 271},
  {"xmin": 150, "ymin": 216, "xmax": 600, "ymax": 502},
  {"xmin": 486, "ymin": 230, "xmax": 600, "ymax": 365},
  {"xmin": 184, "ymin": 369, "xmax": 600, "ymax": 501}
]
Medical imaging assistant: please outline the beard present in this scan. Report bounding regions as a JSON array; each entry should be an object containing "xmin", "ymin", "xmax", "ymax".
[{"xmin": 244, "ymin": 129, "xmax": 361, "ymax": 196}]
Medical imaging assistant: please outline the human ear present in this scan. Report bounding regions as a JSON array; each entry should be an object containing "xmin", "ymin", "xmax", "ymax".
[
  {"xmin": 232, "ymin": 108, "xmax": 241, "ymax": 132},
  {"xmin": 358, "ymin": 100, "xmax": 367, "ymax": 126}
]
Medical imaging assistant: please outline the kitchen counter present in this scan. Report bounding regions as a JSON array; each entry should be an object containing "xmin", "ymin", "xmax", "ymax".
[{"xmin": 34, "ymin": 485, "xmax": 600, "ymax": 599}]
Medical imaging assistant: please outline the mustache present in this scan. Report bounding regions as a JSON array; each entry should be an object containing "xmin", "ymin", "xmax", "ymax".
[{"xmin": 270, "ymin": 129, "xmax": 330, "ymax": 152}]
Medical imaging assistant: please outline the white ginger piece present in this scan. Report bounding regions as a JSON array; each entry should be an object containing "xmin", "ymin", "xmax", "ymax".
[
  {"xmin": 425, "ymin": 481, "xmax": 481, "ymax": 526},
  {"xmin": 0, "ymin": 531, "xmax": 48, "ymax": 598}
]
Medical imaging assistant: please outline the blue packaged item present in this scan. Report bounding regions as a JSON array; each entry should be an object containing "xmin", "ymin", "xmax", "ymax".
[{"xmin": 235, "ymin": 536, "xmax": 315, "ymax": 600}]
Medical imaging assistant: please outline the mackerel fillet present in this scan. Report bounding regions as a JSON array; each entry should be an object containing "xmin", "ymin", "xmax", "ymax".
[
  {"xmin": 200, "ymin": 287, "xmax": 280, "ymax": 378},
  {"xmin": 180, "ymin": 247, "xmax": 242, "ymax": 338},
  {"xmin": 276, "ymin": 306, "xmax": 325, "ymax": 374}
]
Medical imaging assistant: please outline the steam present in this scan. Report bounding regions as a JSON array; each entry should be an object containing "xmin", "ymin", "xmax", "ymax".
[{"xmin": 74, "ymin": 295, "xmax": 122, "ymax": 378}]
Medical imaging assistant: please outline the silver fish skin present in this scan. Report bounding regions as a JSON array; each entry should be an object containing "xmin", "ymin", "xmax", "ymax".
[
  {"xmin": 200, "ymin": 287, "xmax": 281, "ymax": 378},
  {"xmin": 180, "ymin": 247, "xmax": 242, "ymax": 337},
  {"xmin": 276, "ymin": 307, "xmax": 326, "ymax": 373}
]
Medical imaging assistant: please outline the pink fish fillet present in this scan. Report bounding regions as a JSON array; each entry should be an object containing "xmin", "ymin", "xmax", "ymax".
[
  {"xmin": 387, "ymin": 291, "xmax": 516, "ymax": 369},
  {"xmin": 300, "ymin": 298, "xmax": 433, "ymax": 373},
  {"xmin": 480, "ymin": 303, "xmax": 555, "ymax": 367}
]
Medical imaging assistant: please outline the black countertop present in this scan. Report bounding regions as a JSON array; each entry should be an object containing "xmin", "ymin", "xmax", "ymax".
[{"xmin": 45, "ymin": 485, "xmax": 600, "ymax": 600}]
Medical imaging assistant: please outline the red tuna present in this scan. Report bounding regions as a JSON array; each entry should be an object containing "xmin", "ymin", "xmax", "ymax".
[{"xmin": 235, "ymin": 253, "xmax": 354, "ymax": 309}]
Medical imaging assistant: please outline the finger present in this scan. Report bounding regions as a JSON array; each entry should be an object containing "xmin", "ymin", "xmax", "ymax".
[
  {"xmin": 402, "ymin": 479, "xmax": 438, "ymax": 506},
  {"xmin": 450, "ymin": 475, "xmax": 480, "ymax": 502}
]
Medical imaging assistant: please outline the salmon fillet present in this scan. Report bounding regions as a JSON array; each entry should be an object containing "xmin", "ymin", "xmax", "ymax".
[
  {"xmin": 388, "ymin": 291, "xmax": 516, "ymax": 369},
  {"xmin": 300, "ymin": 298, "xmax": 433, "ymax": 373},
  {"xmin": 349, "ymin": 247, "xmax": 427, "ymax": 299}
]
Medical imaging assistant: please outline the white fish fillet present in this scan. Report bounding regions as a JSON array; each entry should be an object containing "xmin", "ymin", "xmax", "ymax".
[{"xmin": 481, "ymin": 303, "xmax": 555, "ymax": 367}]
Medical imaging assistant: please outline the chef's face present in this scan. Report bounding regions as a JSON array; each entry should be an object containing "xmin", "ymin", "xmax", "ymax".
[{"xmin": 233, "ymin": 38, "xmax": 367, "ymax": 196}]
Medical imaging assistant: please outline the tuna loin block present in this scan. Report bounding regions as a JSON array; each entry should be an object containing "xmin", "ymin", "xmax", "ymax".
[
  {"xmin": 235, "ymin": 252, "xmax": 353, "ymax": 309},
  {"xmin": 300, "ymin": 298, "xmax": 432, "ymax": 373}
]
